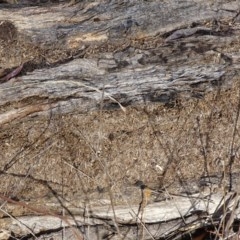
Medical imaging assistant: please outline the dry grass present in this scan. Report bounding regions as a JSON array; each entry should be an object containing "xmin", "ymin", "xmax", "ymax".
[
  {"xmin": 0, "ymin": 2, "xmax": 239, "ymax": 238},
  {"xmin": 0, "ymin": 81, "xmax": 240, "ymax": 212}
]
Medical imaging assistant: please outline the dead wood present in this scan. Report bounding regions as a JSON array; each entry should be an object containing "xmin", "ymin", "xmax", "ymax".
[
  {"xmin": 0, "ymin": 0, "xmax": 240, "ymax": 239},
  {"xmin": 0, "ymin": 0, "xmax": 239, "ymax": 119}
]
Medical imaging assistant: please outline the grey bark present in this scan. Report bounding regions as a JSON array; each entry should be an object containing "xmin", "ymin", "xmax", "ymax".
[{"xmin": 0, "ymin": 0, "xmax": 239, "ymax": 120}]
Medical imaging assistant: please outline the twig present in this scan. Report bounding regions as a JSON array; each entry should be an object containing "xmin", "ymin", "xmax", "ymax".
[
  {"xmin": 64, "ymin": 80, "xmax": 126, "ymax": 113},
  {"xmin": 0, "ymin": 63, "xmax": 24, "ymax": 83},
  {"xmin": 63, "ymin": 160, "xmax": 96, "ymax": 182},
  {"xmin": 0, "ymin": 194, "xmax": 83, "ymax": 240},
  {"xmin": 129, "ymin": 211, "xmax": 156, "ymax": 240},
  {"xmin": 0, "ymin": 208, "xmax": 37, "ymax": 239}
]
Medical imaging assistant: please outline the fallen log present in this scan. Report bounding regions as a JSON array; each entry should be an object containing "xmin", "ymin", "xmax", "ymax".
[{"xmin": 0, "ymin": 0, "xmax": 239, "ymax": 119}]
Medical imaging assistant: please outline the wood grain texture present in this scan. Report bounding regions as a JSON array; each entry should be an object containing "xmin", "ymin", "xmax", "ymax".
[
  {"xmin": 0, "ymin": 0, "xmax": 239, "ymax": 122},
  {"xmin": 0, "ymin": 191, "xmax": 239, "ymax": 239}
]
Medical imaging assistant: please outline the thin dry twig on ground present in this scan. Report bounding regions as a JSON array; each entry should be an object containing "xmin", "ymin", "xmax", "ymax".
[
  {"xmin": 0, "ymin": 194, "xmax": 84, "ymax": 240},
  {"xmin": 68, "ymin": 80, "xmax": 126, "ymax": 113},
  {"xmin": 0, "ymin": 63, "xmax": 23, "ymax": 83},
  {"xmin": 129, "ymin": 210, "xmax": 155, "ymax": 240},
  {"xmin": 84, "ymin": 83, "xmax": 124, "ymax": 238},
  {"xmin": 0, "ymin": 208, "xmax": 37, "ymax": 239},
  {"xmin": 228, "ymin": 85, "xmax": 240, "ymax": 191},
  {"xmin": 63, "ymin": 160, "xmax": 96, "ymax": 182}
]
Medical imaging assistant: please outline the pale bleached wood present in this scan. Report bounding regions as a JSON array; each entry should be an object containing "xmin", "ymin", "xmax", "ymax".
[{"xmin": 1, "ymin": 192, "xmax": 238, "ymax": 240}]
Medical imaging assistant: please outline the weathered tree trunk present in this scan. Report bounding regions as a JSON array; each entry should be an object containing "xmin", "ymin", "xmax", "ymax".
[{"xmin": 0, "ymin": 0, "xmax": 240, "ymax": 239}]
